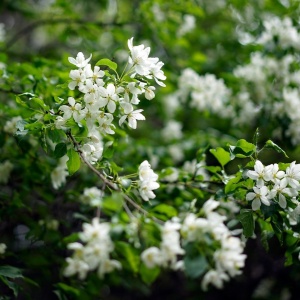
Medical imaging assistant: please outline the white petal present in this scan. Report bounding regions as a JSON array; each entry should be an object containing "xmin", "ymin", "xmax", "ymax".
[
  {"xmin": 107, "ymin": 100, "xmax": 116, "ymax": 113},
  {"xmin": 252, "ymin": 199, "xmax": 261, "ymax": 210}
]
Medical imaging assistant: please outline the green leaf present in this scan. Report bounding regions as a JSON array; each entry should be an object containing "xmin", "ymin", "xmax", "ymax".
[
  {"xmin": 237, "ymin": 209, "xmax": 254, "ymax": 238},
  {"xmin": 67, "ymin": 149, "xmax": 81, "ymax": 175},
  {"xmin": 0, "ymin": 266, "xmax": 23, "ymax": 278},
  {"xmin": 116, "ymin": 242, "xmax": 140, "ymax": 273},
  {"xmin": 56, "ymin": 283, "xmax": 80, "ymax": 297},
  {"xmin": 209, "ymin": 147, "xmax": 231, "ymax": 168},
  {"xmin": 204, "ymin": 166, "xmax": 221, "ymax": 174},
  {"xmin": 196, "ymin": 145, "xmax": 209, "ymax": 162},
  {"xmin": 102, "ymin": 192, "xmax": 123, "ymax": 213},
  {"xmin": 96, "ymin": 58, "xmax": 117, "ymax": 71},
  {"xmin": 0, "ymin": 276, "xmax": 19, "ymax": 297},
  {"xmin": 225, "ymin": 172, "xmax": 242, "ymax": 194},
  {"xmin": 54, "ymin": 143, "xmax": 67, "ymax": 158},
  {"xmin": 184, "ymin": 255, "xmax": 208, "ymax": 278},
  {"xmin": 265, "ymin": 140, "xmax": 289, "ymax": 158},
  {"xmin": 30, "ymin": 97, "xmax": 49, "ymax": 110},
  {"xmin": 229, "ymin": 139, "xmax": 256, "ymax": 159},
  {"xmin": 47, "ymin": 128, "xmax": 64, "ymax": 143},
  {"xmin": 140, "ymin": 263, "xmax": 160, "ymax": 285},
  {"xmin": 261, "ymin": 230, "xmax": 273, "ymax": 252},
  {"xmin": 151, "ymin": 204, "xmax": 177, "ymax": 221},
  {"xmin": 15, "ymin": 95, "xmax": 28, "ymax": 108},
  {"xmin": 62, "ymin": 233, "xmax": 79, "ymax": 244}
]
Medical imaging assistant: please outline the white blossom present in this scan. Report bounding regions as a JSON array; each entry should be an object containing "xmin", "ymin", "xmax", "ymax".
[
  {"xmin": 64, "ymin": 257, "xmax": 89, "ymax": 280},
  {"xmin": 4, "ymin": 116, "xmax": 22, "ymax": 134},
  {"xmin": 177, "ymin": 14, "xmax": 196, "ymax": 37},
  {"xmin": 68, "ymin": 52, "xmax": 92, "ymax": 68},
  {"xmin": 0, "ymin": 243, "xmax": 7, "ymax": 254},
  {"xmin": 98, "ymin": 83, "xmax": 120, "ymax": 113},
  {"xmin": 51, "ymin": 155, "xmax": 69, "ymax": 189},
  {"xmin": 246, "ymin": 185, "xmax": 270, "ymax": 211},
  {"xmin": 68, "ymin": 69, "xmax": 86, "ymax": 90},
  {"xmin": 201, "ymin": 269, "xmax": 229, "ymax": 291},
  {"xmin": 119, "ymin": 104, "xmax": 145, "ymax": 129},
  {"xmin": 64, "ymin": 218, "xmax": 121, "ymax": 280},
  {"xmin": 80, "ymin": 187, "xmax": 104, "ymax": 207},
  {"xmin": 128, "ymin": 37, "xmax": 152, "ymax": 76},
  {"xmin": 59, "ymin": 97, "xmax": 87, "ymax": 123},
  {"xmin": 81, "ymin": 140, "xmax": 103, "ymax": 165},
  {"xmin": 141, "ymin": 247, "xmax": 162, "ymax": 268}
]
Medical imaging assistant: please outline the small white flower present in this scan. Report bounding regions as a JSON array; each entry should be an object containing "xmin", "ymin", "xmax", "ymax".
[
  {"xmin": 138, "ymin": 160, "xmax": 158, "ymax": 182},
  {"xmin": 141, "ymin": 247, "xmax": 162, "ymax": 268},
  {"xmin": 98, "ymin": 113, "xmax": 115, "ymax": 135},
  {"xmin": 4, "ymin": 116, "xmax": 22, "ymax": 134},
  {"xmin": 283, "ymin": 161, "xmax": 300, "ymax": 189},
  {"xmin": 68, "ymin": 52, "xmax": 92, "ymax": 68},
  {"xmin": 147, "ymin": 58, "xmax": 166, "ymax": 87},
  {"xmin": 97, "ymin": 259, "xmax": 122, "ymax": 278},
  {"xmin": 54, "ymin": 116, "xmax": 67, "ymax": 129},
  {"xmin": 123, "ymin": 82, "xmax": 143, "ymax": 104},
  {"xmin": 68, "ymin": 69, "xmax": 86, "ymax": 90},
  {"xmin": 59, "ymin": 97, "xmax": 87, "ymax": 123},
  {"xmin": 64, "ymin": 257, "xmax": 89, "ymax": 280},
  {"xmin": 81, "ymin": 187, "xmax": 104, "ymax": 207},
  {"xmin": 51, "ymin": 155, "xmax": 69, "ymax": 189},
  {"xmin": 0, "ymin": 243, "xmax": 7, "ymax": 254},
  {"xmin": 81, "ymin": 140, "xmax": 103, "ymax": 165},
  {"xmin": 119, "ymin": 107, "xmax": 145, "ymax": 129},
  {"xmin": 246, "ymin": 185, "xmax": 270, "ymax": 210},
  {"xmin": 181, "ymin": 213, "xmax": 209, "ymax": 241},
  {"xmin": 128, "ymin": 37, "xmax": 151, "ymax": 76},
  {"xmin": 139, "ymin": 180, "xmax": 160, "ymax": 201},
  {"xmin": 247, "ymin": 160, "xmax": 269, "ymax": 187},
  {"xmin": 98, "ymin": 83, "xmax": 120, "ymax": 113},
  {"xmin": 144, "ymin": 85, "xmax": 156, "ymax": 100},
  {"xmin": 201, "ymin": 269, "xmax": 229, "ymax": 291}
]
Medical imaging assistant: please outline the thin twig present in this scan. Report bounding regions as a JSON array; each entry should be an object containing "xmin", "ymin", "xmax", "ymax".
[{"xmin": 123, "ymin": 202, "xmax": 134, "ymax": 219}]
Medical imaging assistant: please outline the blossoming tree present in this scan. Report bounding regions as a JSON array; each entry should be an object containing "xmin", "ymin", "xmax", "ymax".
[{"xmin": 1, "ymin": 0, "xmax": 300, "ymax": 299}]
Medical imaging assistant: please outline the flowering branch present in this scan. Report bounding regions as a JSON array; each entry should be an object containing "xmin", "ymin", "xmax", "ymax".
[{"xmin": 66, "ymin": 131, "xmax": 163, "ymax": 224}]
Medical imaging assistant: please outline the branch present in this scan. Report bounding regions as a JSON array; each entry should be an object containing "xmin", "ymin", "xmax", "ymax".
[
  {"xmin": 67, "ymin": 132, "xmax": 164, "ymax": 224},
  {"xmin": 0, "ymin": 87, "xmax": 22, "ymax": 95},
  {"xmin": 5, "ymin": 18, "xmax": 136, "ymax": 50}
]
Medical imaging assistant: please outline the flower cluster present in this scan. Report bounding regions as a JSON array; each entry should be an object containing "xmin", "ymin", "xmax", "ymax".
[
  {"xmin": 80, "ymin": 187, "xmax": 104, "ymax": 207},
  {"xmin": 64, "ymin": 218, "xmax": 121, "ymax": 280},
  {"xmin": 176, "ymin": 68, "xmax": 233, "ymax": 118},
  {"xmin": 55, "ymin": 38, "xmax": 166, "ymax": 164},
  {"xmin": 181, "ymin": 199, "xmax": 246, "ymax": 291},
  {"xmin": 141, "ymin": 218, "xmax": 184, "ymax": 270},
  {"xmin": 4, "ymin": 116, "xmax": 22, "ymax": 134},
  {"xmin": 138, "ymin": 160, "xmax": 160, "ymax": 201},
  {"xmin": 127, "ymin": 37, "xmax": 166, "ymax": 86},
  {"xmin": 246, "ymin": 160, "xmax": 300, "ymax": 215},
  {"xmin": 257, "ymin": 16, "xmax": 300, "ymax": 50},
  {"xmin": 231, "ymin": 16, "xmax": 300, "ymax": 144}
]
